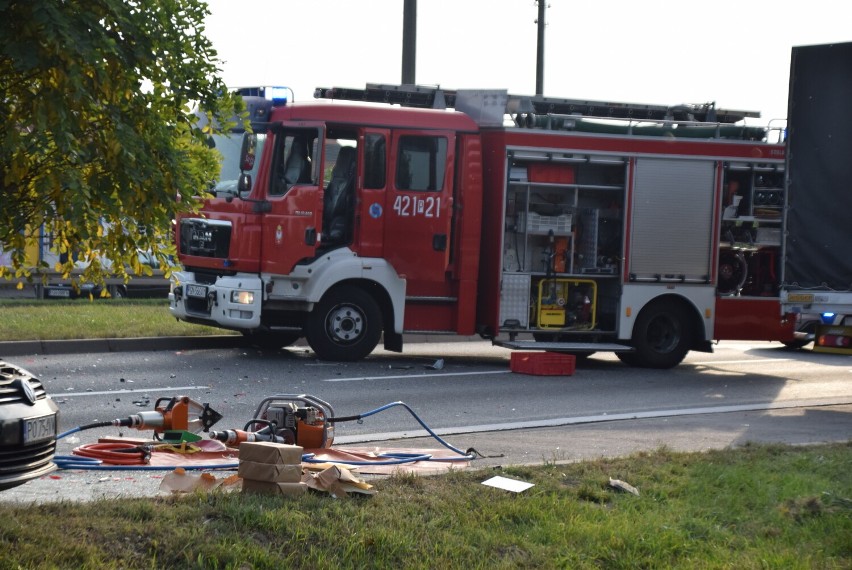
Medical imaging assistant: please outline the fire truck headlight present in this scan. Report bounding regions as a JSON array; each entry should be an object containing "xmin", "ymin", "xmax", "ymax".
[{"xmin": 231, "ymin": 291, "xmax": 254, "ymax": 305}]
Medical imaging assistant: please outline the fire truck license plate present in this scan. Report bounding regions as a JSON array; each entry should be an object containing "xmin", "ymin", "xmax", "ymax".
[
  {"xmin": 23, "ymin": 414, "xmax": 56, "ymax": 444},
  {"xmin": 186, "ymin": 284, "xmax": 207, "ymax": 298},
  {"xmin": 787, "ymin": 294, "xmax": 814, "ymax": 303}
]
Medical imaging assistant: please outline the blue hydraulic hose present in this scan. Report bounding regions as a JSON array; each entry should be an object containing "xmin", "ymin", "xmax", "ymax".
[
  {"xmin": 58, "ymin": 421, "xmax": 112, "ymax": 440},
  {"xmin": 53, "ymin": 455, "xmax": 239, "ymax": 471},
  {"xmin": 301, "ymin": 451, "xmax": 436, "ymax": 466},
  {"xmin": 302, "ymin": 401, "xmax": 475, "ymax": 466},
  {"xmin": 355, "ymin": 401, "xmax": 473, "ymax": 457},
  {"xmin": 57, "ymin": 426, "xmax": 82, "ymax": 440}
]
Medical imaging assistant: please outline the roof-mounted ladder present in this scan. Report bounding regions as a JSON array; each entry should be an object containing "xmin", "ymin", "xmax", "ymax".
[{"xmin": 314, "ymin": 83, "xmax": 761, "ymax": 125}]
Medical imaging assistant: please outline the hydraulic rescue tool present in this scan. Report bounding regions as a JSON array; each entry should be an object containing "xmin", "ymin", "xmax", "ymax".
[
  {"xmin": 57, "ymin": 393, "xmax": 478, "ymax": 469},
  {"xmin": 112, "ymin": 395, "xmax": 223, "ymax": 436},
  {"xmin": 209, "ymin": 394, "xmax": 334, "ymax": 448}
]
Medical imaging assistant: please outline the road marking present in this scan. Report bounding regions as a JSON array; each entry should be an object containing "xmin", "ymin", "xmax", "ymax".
[
  {"xmin": 322, "ymin": 370, "xmax": 511, "ymax": 383},
  {"xmin": 333, "ymin": 397, "xmax": 852, "ymax": 444},
  {"xmin": 57, "ymin": 386, "xmax": 206, "ymax": 398}
]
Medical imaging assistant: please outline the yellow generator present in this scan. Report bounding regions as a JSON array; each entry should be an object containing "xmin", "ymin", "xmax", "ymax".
[{"xmin": 536, "ymin": 278, "xmax": 597, "ymax": 330}]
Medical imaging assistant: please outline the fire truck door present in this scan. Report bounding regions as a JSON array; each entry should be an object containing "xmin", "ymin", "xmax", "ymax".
[
  {"xmin": 384, "ymin": 131, "xmax": 456, "ymax": 299},
  {"xmin": 261, "ymin": 126, "xmax": 324, "ymax": 276}
]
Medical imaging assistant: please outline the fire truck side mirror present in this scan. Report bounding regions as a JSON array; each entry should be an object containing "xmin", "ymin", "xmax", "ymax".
[{"xmin": 240, "ymin": 133, "xmax": 258, "ymax": 171}]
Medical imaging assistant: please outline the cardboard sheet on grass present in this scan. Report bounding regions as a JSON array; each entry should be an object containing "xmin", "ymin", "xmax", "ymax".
[
  {"xmin": 306, "ymin": 446, "xmax": 471, "ymax": 475},
  {"xmin": 96, "ymin": 438, "xmax": 469, "ymax": 474}
]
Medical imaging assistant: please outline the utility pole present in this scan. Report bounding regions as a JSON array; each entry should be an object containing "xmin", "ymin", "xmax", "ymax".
[
  {"xmin": 402, "ymin": 0, "xmax": 417, "ymax": 85},
  {"xmin": 536, "ymin": 0, "xmax": 546, "ymax": 95}
]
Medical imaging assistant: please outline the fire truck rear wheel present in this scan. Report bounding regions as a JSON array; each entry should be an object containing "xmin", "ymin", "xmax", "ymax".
[
  {"xmin": 305, "ymin": 286, "xmax": 382, "ymax": 361},
  {"xmin": 618, "ymin": 300, "xmax": 692, "ymax": 369}
]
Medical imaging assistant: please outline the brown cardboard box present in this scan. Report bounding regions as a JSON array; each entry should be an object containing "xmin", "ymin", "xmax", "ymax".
[
  {"xmin": 302, "ymin": 465, "xmax": 376, "ymax": 497},
  {"xmin": 241, "ymin": 479, "xmax": 307, "ymax": 497},
  {"xmin": 238, "ymin": 461, "xmax": 303, "ymax": 483},
  {"xmin": 238, "ymin": 442, "xmax": 303, "ymax": 464}
]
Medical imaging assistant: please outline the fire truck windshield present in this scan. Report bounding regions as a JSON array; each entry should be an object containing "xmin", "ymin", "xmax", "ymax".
[{"xmin": 211, "ymin": 132, "xmax": 267, "ymax": 197}]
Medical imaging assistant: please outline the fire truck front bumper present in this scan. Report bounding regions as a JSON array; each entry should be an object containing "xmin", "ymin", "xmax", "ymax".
[{"xmin": 169, "ymin": 272, "xmax": 263, "ymax": 330}]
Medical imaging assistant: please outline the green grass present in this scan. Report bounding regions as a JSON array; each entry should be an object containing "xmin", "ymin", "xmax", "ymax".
[
  {"xmin": 1, "ymin": 443, "xmax": 850, "ymax": 568},
  {"xmin": 0, "ymin": 299, "xmax": 236, "ymax": 340}
]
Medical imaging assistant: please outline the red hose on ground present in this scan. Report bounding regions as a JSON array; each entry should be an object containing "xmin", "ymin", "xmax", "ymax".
[{"xmin": 72, "ymin": 443, "xmax": 149, "ymax": 465}]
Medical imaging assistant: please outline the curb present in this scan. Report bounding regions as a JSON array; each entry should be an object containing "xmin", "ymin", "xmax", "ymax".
[
  {"xmin": 0, "ymin": 335, "xmax": 250, "ymax": 357},
  {"xmin": 0, "ymin": 334, "xmax": 488, "ymax": 358}
]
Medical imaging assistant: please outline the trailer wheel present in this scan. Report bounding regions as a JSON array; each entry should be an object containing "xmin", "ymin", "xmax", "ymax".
[
  {"xmin": 242, "ymin": 331, "xmax": 301, "ymax": 351},
  {"xmin": 618, "ymin": 300, "xmax": 692, "ymax": 369},
  {"xmin": 305, "ymin": 286, "xmax": 382, "ymax": 361}
]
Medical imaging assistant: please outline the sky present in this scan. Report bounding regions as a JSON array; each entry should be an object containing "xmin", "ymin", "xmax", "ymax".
[{"xmin": 203, "ymin": 1, "xmax": 849, "ymax": 124}]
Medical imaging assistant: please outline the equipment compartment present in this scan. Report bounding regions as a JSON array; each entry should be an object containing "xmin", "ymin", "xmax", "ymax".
[
  {"xmin": 500, "ymin": 151, "xmax": 626, "ymax": 336},
  {"xmin": 718, "ymin": 162, "xmax": 785, "ymax": 297}
]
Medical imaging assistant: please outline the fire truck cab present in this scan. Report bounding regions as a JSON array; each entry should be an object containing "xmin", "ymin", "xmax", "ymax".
[
  {"xmin": 170, "ymin": 84, "xmax": 795, "ymax": 366},
  {"xmin": 172, "ymin": 90, "xmax": 484, "ymax": 361}
]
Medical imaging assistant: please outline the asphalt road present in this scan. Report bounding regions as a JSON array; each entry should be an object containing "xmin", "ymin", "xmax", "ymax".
[{"xmin": 1, "ymin": 338, "xmax": 850, "ymax": 503}]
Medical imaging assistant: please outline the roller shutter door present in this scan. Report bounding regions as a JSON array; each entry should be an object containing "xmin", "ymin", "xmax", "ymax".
[{"xmin": 629, "ymin": 158, "xmax": 715, "ymax": 280}]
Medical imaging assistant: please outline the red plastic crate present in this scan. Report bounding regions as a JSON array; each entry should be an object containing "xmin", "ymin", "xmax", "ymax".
[{"xmin": 510, "ymin": 352, "xmax": 576, "ymax": 376}]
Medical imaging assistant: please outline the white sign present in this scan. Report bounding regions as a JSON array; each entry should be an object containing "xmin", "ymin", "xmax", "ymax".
[{"xmin": 481, "ymin": 475, "xmax": 535, "ymax": 493}]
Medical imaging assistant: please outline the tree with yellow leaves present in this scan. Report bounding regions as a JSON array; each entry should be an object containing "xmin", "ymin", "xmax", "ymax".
[{"xmin": 0, "ymin": 0, "xmax": 243, "ymax": 291}]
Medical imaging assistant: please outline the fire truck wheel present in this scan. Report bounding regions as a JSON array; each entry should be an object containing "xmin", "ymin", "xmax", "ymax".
[
  {"xmin": 242, "ymin": 331, "xmax": 301, "ymax": 350},
  {"xmin": 618, "ymin": 300, "xmax": 692, "ymax": 369},
  {"xmin": 305, "ymin": 286, "xmax": 382, "ymax": 361}
]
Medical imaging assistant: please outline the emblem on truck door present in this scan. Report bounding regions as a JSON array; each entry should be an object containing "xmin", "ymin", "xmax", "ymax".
[
  {"xmin": 191, "ymin": 228, "xmax": 213, "ymax": 243},
  {"xmin": 275, "ymin": 225, "xmax": 283, "ymax": 245}
]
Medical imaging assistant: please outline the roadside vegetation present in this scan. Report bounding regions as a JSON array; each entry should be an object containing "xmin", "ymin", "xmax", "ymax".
[
  {"xmin": 1, "ymin": 443, "xmax": 849, "ymax": 568},
  {"xmin": 2, "ymin": 0, "xmax": 240, "ymax": 290},
  {"xmin": 0, "ymin": 299, "xmax": 234, "ymax": 341}
]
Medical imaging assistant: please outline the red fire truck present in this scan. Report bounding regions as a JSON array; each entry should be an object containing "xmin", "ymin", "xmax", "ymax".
[{"xmin": 170, "ymin": 83, "xmax": 797, "ymax": 367}]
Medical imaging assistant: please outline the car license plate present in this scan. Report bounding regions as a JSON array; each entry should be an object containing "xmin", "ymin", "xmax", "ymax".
[
  {"xmin": 47, "ymin": 288, "xmax": 71, "ymax": 298},
  {"xmin": 186, "ymin": 284, "xmax": 207, "ymax": 298},
  {"xmin": 23, "ymin": 414, "xmax": 57, "ymax": 444}
]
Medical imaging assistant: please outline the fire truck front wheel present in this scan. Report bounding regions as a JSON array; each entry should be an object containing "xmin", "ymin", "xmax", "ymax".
[
  {"xmin": 305, "ymin": 286, "xmax": 383, "ymax": 361},
  {"xmin": 618, "ymin": 300, "xmax": 693, "ymax": 369}
]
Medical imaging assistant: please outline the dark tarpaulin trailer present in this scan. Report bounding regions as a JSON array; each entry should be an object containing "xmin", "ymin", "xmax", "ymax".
[{"xmin": 783, "ymin": 41, "xmax": 852, "ymax": 292}]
